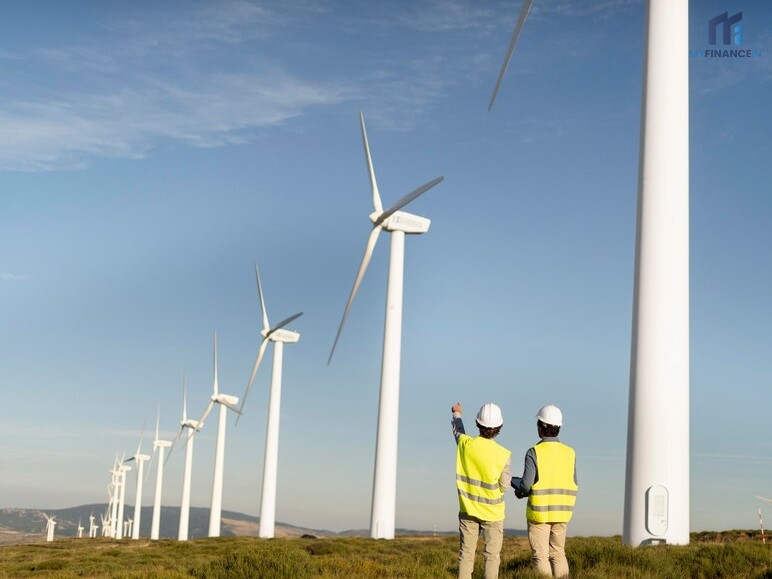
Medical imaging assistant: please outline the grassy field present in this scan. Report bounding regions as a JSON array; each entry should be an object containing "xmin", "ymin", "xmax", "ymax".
[{"xmin": 1, "ymin": 532, "xmax": 770, "ymax": 578}]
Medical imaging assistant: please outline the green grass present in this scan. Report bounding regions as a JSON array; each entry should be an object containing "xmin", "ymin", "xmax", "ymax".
[{"xmin": 0, "ymin": 532, "xmax": 770, "ymax": 578}]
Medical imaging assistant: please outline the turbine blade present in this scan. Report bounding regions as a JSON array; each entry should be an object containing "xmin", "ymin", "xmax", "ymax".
[
  {"xmin": 135, "ymin": 418, "xmax": 146, "ymax": 456},
  {"xmin": 154, "ymin": 404, "xmax": 161, "ymax": 443},
  {"xmin": 182, "ymin": 375, "xmax": 188, "ymax": 423},
  {"xmin": 266, "ymin": 311, "xmax": 303, "ymax": 338},
  {"xmin": 240, "ymin": 338, "xmax": 270, "ymax": 416},
  {"xmin": 213, "ymin": 331, "xmax": 219, "ymax": 397},
  {"xmin": 145, "ymin": 450, "xmax": 156, "ymax": 484},
  {"xmin": 166, "ymin": 426, "xmax": 184, "ymax": 465},
  {"xmin": 374, "ymin": 176, "xmax": 444, "ymax": 226},
  {"xmin": 197, "ymin": 400, "xmax": 215, "ymax": 428},
  {"xmin": 360, "ymin": 111, "xmax": 383, "ymax": 213},
  {"xmin": 755, "ymin": 495, "xmax": 772, "ymax": 504},
  {"xmin": 255, "ymin": 263, "xmax": 270, "ymax": 332},
  {"xmin": 488, "ymin": 0, "xmax": 534, "ymax": 111},
  {"xmin": 328, "ymin": 226, "xmax": 381, "ymax": 364}
]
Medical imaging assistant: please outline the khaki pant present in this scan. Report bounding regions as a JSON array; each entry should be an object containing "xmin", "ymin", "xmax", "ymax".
[
  {"xmin": 458, "ymin": 513, "xmax": 504, "ymax": 579},
  {"xmin": 527, "ymin": 521, "xmax": 569, "ymax": 578}
]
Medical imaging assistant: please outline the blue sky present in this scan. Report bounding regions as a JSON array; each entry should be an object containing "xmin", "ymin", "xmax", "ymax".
[{"xmin": 1, "ymin": 0, "xmax": 770, "ymax": 537}]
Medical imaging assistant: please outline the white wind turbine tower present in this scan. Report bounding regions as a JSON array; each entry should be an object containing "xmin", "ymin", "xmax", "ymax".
[
  {"xmin": 170, "ymin": 376, "xmax": 204, "ymax": 541},
  {"xmin": 116, "ymin": 459, "xmax": 132, "ymax": 539},
  {"xmin": 488, "ymin": 0, "xmax": 689, "ymax": 546},
  {"xmin": 100, "ymin": 512, "xmax": 109, "ymax": 537},
  {"xmin": 239, "ymin": 263, "xmax": 303, "ymax": 539},
  {"xmin": 126, "ymin": 427, "xmax": 151, "ymax": 540},
  {"xmin": 77, "ymin": 519, "xmax": 84, "ymax": 538},
  {"xmin": 328, "ymin": 112, "xmax": 444, "ymax": 540},
  {"xmin": 42, "ymin": 513, "xmax": 56, "ymax": 542},
  {"xmin": 108, "ymin": 459, "xmax": 120, "ymax": 538},
  {"xmin": 197, "ymin": 332, "xmax": 240, "ymax": 538},
  {"xmin": 89, "ymin": 513, "xmax": 97, "ymax": 538},
  {"xmin": 150, "ymin": 407, "xmax": 172, "ymax": 540}
]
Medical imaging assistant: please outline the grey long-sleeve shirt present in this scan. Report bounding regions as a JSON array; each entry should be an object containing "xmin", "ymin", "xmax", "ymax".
[{"xmin": 511, "ymin": 437, "xmax": 578, "ymax": 498}]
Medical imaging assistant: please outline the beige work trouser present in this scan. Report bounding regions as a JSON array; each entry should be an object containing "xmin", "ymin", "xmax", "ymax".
[
  {"xmin": 458, "ymin": 512, "xmax": 504, "ymax": 579},
  {"xmin": 527, "ymin": 521, "xmax": 569, "ymax": 578}
]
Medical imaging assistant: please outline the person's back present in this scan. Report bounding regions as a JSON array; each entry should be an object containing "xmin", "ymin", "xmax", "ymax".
[
  {"xmin": 512, "ymin": 405, "xmax": 578, "ymax": 578},
  {"xmin": 451, "ymin": 402, "xmax": 511, "ymax": 579}
]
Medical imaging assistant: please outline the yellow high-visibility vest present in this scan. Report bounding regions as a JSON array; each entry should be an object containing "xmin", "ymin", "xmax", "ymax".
[
  {"xmin": 527, "ymin": 441, "xmax": 578, "ymax": 524},
  {"xmin": 456, "ymin": 434, "xmax": 511, "ymax": 521}
]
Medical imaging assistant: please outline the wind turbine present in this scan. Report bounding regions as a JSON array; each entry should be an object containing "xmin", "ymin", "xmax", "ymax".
[
  {"xmin": 171, "ymin": 376, "xmax": 204, "ymax": 541},
  {"xmin": 239, "ymin": 263, "xmax": 302, "ymax": 539},
  {"xmin": 89, "ymin": 513, "xmax": 97, "ymax": 538},
  {"xmin": 109, "ymin": 458, "xmax": 121, "ymax": 538},
  {"xmin": 100, "ymin": 512, "xmax": 108, "ymax": 537},
  {"xmin": 197, "ymin": 332, "xmax": 240, "ymax": 538},
  {"xmin": 116, "ymin": 461, "xmax": 132, "ymax": 539},
  {"xmin": 328, "ymin": 112, "xmax": 443, "ymax": 539},
  {"xmin": 42, "ymin": 513, "xmax": 56, "ymax": 542},
  {"xmin": 488, "ymin": 0, "xmax": 689, "ymax": 546},
  {"xmin": 125, "ymin": 425, "xmax": 151, "ymax": 539},
  {"xmin": 150, "ymin": 407, "xmax": 172, "ymax": 541},
  {"xmin": 77, "ymin": 518, "xmax": 84, "ymax": 538}
]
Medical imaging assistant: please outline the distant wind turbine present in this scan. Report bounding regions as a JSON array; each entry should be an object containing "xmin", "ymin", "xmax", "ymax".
[
  {"xmin": 100, "ymin": 512, "xmax": 109, "ymax": 537},
  {"xmin": 77, "ymin": 518, "xmax": 84, "ymax": 538},
  {"xmin": 150, "ymin": 406, "xmax": 172, "ymax": 541},
  {"xmin": 125, "ymin": 425, "xmax": 151, "ymax": 540},
  {"xmin": 109, "ymin": 458, "xmax": 121, "ymax": 538},
  {"xmin": 488, "ymin": 0, "xmax": 690, "ymax": 547},
  {"xmin": 89, "ymin": 513, "xmax": 97, "ymax": 538},
  {"xmin": 171, "ymin": 376, "xmax": 204, "ymax": 541},
  {"xmin": 116, "ymin": 461, "xmax": 131, "ymax": 539},
  {"xmin": 197, "ymin": 332, "xmax": 240, "ymax": 538},
  {"xmin": 43, "ymin": 513, "xmax": 56, "ymax": 542},
  {"xmin": 328, "ymin": 112, "xmax": 443, "ymax": 539},
  {"xmin": 239, "ymin": 263, "xmax": 302, "ymax": 539}
]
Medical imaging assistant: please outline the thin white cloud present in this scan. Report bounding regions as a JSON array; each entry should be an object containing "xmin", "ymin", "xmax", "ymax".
[
  {"xmin": 1, "ymin": 273, "xmax": 27, "ymax": 281},
  {"xmin": 398, "ymin": 0, "xmax": 498, "ymax": 33},
  {"xmin": 0, "ymin": 1, "xmax": 348, "ymax": 172}
]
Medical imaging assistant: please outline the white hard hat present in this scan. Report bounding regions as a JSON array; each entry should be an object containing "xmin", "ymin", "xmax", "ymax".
[
  {"xmin": 536, "ymin": 405, "xmax": 563, "ymax": 427},
  {"xmin": 476, "ymin": 403, "xmax": 504, "ymax": 428}
]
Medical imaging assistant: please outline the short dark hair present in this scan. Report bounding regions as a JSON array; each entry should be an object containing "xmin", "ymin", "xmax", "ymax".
[
  {"xmin": 538, "ymin": 420, "xmax": 560, "ymax": 438},
  {"xmin": 477, "ymin": 422, "xmax": 502, "ymax": 439}
]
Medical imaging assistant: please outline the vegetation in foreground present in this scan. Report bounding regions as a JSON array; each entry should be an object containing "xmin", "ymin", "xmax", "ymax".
[{"xmin": 0, "ymin": 531, "xmax": 770, "ymax": 578}]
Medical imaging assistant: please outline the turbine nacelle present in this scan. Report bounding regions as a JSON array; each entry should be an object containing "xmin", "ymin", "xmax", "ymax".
[
  {"xmin": 370, "ymin": 210, "xmax": 431, "ymax": 234},
  {"xmin": 153, "ymin": 439, "xmax": 172, "ymax": 449},
  {"xmin": 181, "ymin": 418, "xmax": 202, "ymax": 431},
  {"xmin": 265, "ymin": 327, "xmax": 300, "ymax": 344},
  {"xmin": 212, "ymin": 393, "xmax": 239, "ymax": 408}
]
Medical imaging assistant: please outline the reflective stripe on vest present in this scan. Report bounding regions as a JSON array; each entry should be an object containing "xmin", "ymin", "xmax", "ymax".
[
  {"xmin": 526, "ymin": 442, "xmax": 578, "ymax": 524},
  {"xmin": 456, "ymin": 434, "xmax": 511, "ymax": 521}
]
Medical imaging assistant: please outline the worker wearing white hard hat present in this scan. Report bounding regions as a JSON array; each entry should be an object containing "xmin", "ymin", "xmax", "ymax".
[
  {"xmin": 511, "ymin": 405, "xmax": 578, "ymax": 578},
  {"xmin": 451, "ymin": 402, "xmax": 511, "ymax": 579}
]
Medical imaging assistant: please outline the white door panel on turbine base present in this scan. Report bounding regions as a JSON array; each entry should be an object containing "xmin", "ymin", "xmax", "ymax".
[{"xmin": 646, "ymin": 485, "xmax": 669, "ymax": 537}]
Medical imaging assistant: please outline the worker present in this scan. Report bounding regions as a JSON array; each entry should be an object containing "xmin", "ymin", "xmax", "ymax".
[
  {"xmin": 451, "ymin": 402, "xmax": 512, "ymax": 579},
  {"xmin": 511, "ymin": 404, "xmax": 578, "ymax": 578}
]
